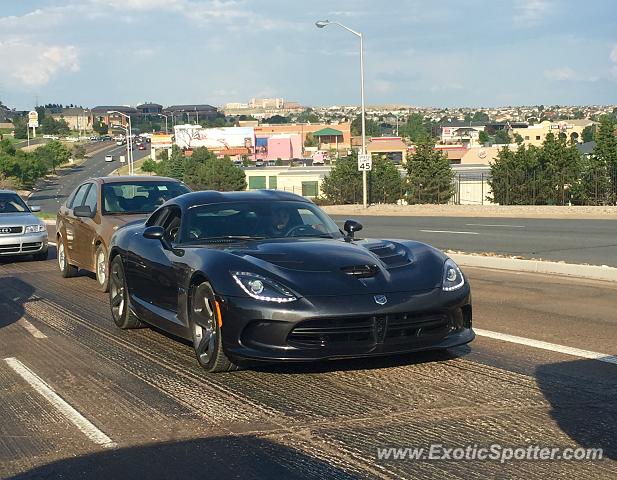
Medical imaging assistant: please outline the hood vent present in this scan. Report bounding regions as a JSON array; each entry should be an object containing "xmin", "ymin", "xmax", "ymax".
[
  {"xmin": 369, "ymin": 242, "xmax": 412, "ymax": 269},
  {"xmin": 341, "ymin": 264, "xmax": 380, "ymax": 278}
]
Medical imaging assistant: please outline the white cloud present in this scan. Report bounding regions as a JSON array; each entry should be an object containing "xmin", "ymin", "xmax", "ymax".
[
  {"xmin": 544, "ymin": 67, "xmax": 576, "ymax": 81},
  {"xmin": 0, "ymin": 41, "xmax": 79, "ymax": 87},
  {"xmin": 610, "ymin": 44, "xmax": 617, "ymax": 63},
  {"xmin": 513, "ymin": 0, "xmax": 552, "ymax": 27}
]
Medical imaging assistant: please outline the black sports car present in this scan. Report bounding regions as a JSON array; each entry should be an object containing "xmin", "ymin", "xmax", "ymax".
[{"xmin": 108, "ymin": 190, "xmax": 473, "ymax": 372}]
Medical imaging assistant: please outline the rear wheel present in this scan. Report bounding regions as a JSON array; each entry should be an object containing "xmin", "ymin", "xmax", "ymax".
[
  {"xmin": 190, "ymin": 282, "xmax": 237, "ymax": 373},
  {"xmin": 95, "ymin": 245, "xmax": 109, "ymax": 292},
  {"xmin": 109, "ymin": 255, "xmax": 143, "ymax": 329},
  {"xmin": 58, "ymin": 238, "xmax": 78, "ymax": 277}
]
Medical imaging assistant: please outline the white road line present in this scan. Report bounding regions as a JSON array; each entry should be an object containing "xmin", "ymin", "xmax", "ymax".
[
  {"xmin": 420, "ymin": 230, "xmax": 479, "ymax": 235},
  {"xmin": 474, "ymin": 328, "xmax": 617, "ymax": 366},
  {"xmin": 4, "ymin": 358, "xmax": 117, "ymax": 448},
  {"xmin": 18, "ymin": 319, "xmax": 47, "ymax": 339},
  {"xmin": 48, "ymin": 241, "xmax": 57, "ymax": 246},
  {"xmin": 465, "ymin": 224, "xmax": 525, "ymax": 228}
]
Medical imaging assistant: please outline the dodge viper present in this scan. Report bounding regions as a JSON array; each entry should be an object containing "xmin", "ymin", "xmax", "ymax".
[{"xmin": 108, "ymin": 190, "xmax": 473, "ymax": 372}]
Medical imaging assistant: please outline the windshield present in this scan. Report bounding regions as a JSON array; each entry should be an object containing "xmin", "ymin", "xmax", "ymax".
[
  {"xmin": 102, "ymin": 181, "xmax": 190, "ymax": 215},
  {"xmin": 0, "ymin": 193, "xmax": 29, "ymax": 213},
  {"xmin": 183, "ymin": 201, "xmax": 342, "ymax": 242}
]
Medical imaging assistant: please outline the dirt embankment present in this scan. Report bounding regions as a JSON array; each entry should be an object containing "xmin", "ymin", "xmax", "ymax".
[{"xmin": 322, "ymin": 204, "xmax": 617, "ymax": 219}]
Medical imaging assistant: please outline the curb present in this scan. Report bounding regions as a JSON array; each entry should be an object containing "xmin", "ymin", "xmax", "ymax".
[{"xmin": 452, "ymin": 253, "xmax": 617, "ymax": 282}]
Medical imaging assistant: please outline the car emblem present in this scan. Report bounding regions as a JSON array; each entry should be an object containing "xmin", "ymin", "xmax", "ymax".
[
  {"xmin": 374, "ymin": 294, "xmax": 387, "ymax": 305},
  {"xmin": 0, "ymin": 227, "xmax": 11, "ymax": 234}
]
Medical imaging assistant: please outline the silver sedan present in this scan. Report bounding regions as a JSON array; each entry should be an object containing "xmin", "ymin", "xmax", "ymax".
[{"xmin": 0, "ymin": 190, "xmax": 48, "ymax": 260}]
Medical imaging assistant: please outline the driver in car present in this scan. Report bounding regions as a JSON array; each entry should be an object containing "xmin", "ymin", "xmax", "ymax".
[{"xmin": 270, "ymin": 206, "xmax": 292, "ymax": 236}]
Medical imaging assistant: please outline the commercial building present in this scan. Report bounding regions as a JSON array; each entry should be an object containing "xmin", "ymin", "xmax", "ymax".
[
  {"xmin": 91, "ymin": 106, "xmax": 138, "ymax": 127},
  {"xmin": 367, "ymin": 137, "xmax": 408, "ymax": 164},
  {"xmin": 255, "ymin": 122, "xmax": 352, "ymax": 150},
  {"xmin": 512, "ymin": 119, "xmax": 594, "ymax": 146},
  {"xmin": 164, "ymin": 104, "xmax": 219, "ymax": 124},
  {"xmin": 50, "ymin": 107, "xmax": 92, "ymax": 132}
]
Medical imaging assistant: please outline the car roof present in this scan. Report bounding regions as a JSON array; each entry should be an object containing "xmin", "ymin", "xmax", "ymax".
[
  {"xmin": 172, "ymin": 189, "xmax": 311, "ymax": 208},
  {"xmin": 0, "ymin": 189, "xmax": 18, "ymax": 194},
  {"xmin": 91, "ymin": 175, "xmax": 183, "ymax": 185}
]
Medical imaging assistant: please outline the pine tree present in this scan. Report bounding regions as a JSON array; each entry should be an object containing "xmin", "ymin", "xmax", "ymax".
[{"xmin": 405, "ymin": 138, "xmax": 454, "ymax": 204}]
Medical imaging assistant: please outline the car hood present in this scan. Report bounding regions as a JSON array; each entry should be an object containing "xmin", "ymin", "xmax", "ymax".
[
  {"xmin": 0, "ymin": 212, "xmax": 40, "ymax": 226},
  {"xmin": 216, "ymin": 237, "xmax": 446, "ymax": 296}
]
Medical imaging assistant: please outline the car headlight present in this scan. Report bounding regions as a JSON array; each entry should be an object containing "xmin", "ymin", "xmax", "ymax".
[
  {"xmin": 442, "ymin": 259, "xmax": 465, "ymax": 291},
  {"xmin": 24, "ymin": 224, "xmax": 47, "ymax": 234},
  {"xmin": 231, "ymin": 272, "xmax": 297, "ymax": 303}
]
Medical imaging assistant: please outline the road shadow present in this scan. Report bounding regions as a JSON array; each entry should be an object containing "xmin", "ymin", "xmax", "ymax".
[
  {"xmin": 536, "ymin": 359, "xmax": 617, "ymax": 460},
  {"xmin": 0, "ymin": 277, "xmax": 36, "ymax": 330},
  {"xmin": 7, "ymin": 435, "xmax": 360, "ymax": 480}
]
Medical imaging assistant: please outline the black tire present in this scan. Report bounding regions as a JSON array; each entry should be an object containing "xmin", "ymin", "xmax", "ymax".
[
  {"xmin": 109, "ymin": 255, "xmax": 143, "ymax": 329},
  {"xmin": 94, "ymin": 244, "xmax": 109, "ymax": 292},
  {"xmin": 57, "ymin": 237, "xmax": 78, "ymax": 277},
  {"xmin": 190, "ymin": 282, "xmax": 237, "ymax": 373},
  {"xmin": 33, "ymin": 248, "xmax": 48, "ymax": 261}
]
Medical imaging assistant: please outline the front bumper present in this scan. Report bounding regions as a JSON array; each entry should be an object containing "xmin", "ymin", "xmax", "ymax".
[
  {"xmin": 0, "ymin": 232, "xmax": 48, "ymax": 256},
  {"xmin": 218, "ymin": 286, "xmax": 473, "ymax": 362}
]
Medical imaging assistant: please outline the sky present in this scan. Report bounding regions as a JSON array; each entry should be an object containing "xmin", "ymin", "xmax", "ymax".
[{"xmin": 0, "ymin": 0, "xmax": 616, "ymax": 110}]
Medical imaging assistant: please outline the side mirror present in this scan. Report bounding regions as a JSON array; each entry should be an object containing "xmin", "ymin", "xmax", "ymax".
[
  {"xmin": 74, "ymin": 205, "xmax": 94, "ymax": 218},
  {"xmin": 343, "ymin": 219, "xmax": 363, "ymax": 238},
  {"xmin": 29, "ymin": 205, "xmax": 41, "ymax": 212},
  {"xmin": 143, "ymin": 226, "xmax": 171, "ymax": 250}
]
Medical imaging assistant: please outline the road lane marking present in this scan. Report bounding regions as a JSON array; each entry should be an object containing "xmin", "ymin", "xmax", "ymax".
[
  {"xmin": 48, "ymin": 241, "xmax": 57, "ymax": 246},
  {"xmin": 465, "ymin": 224, "xmax": 525, "ymax": 228},
  {"xmin": 420, "ymin": 230, "xmax": 479, "ymax": 235},
  {"xmin": 3, "ymin": 358, "xmax": 117, "ymax": 448},
  {"xmin": 474, "ymin": 328, "xmax": 617, "ymax": 365},
  {"xmin": 18, "ymin": 319, "xmax": 47, "ymax": 339}
]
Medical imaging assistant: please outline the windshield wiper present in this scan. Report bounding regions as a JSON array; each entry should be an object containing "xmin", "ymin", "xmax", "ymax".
[
  {"xmin": 200, "ymin": 235, "xmax": 265, "ymax": 242},
  {"xmin": 295, "ymin": 234, "xmax": 335, "ymax": 239}
]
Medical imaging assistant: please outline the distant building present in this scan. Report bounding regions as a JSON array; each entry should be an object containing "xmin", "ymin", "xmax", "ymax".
[
  {"xmin": 512, "ymin": 119, "xmax": 594, "ymax": 146},
  {"xmin": 91, "ymin": 106, "xmax": 138, "ymax": 127},
  {"xmin": 137, "ymin": 103, "xmax": 163, "ymax": 115},
  {"xmin": 50, "ymin": 107, "xmax": 92, "ymax": 132},
  {"xmin": 163, "ymin": 104, "xmax": 219, "ymax": 123}
]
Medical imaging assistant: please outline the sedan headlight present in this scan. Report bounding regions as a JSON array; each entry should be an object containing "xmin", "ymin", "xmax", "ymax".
[
  {"xmin": 442, "ymin": 259, "xmax": 465, "ymax": 291},
  {"xmin": 231, "ymin": 272, "xmax": 297, "ymax": 303},
  {"xmin": 24, "ymin": 224, "xmax": 47, "ymax": 234}
]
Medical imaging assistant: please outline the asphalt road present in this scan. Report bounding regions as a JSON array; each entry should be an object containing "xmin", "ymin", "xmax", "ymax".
[
  {"xmin": 0, "ymin": 250, "xmax": 616, "ymax": 479},
  {"xmin": 28, "ymin": 142, "xmax": 151, "ymax": 213},
  {"xmin": 332, "ymin": 215, "xmax": 617, "ymax": 267}
]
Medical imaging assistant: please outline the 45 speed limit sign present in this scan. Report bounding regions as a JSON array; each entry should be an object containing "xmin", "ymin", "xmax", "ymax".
[{"xmin": 357, "ymin": 153, "xmax": 372, "ymax": 171}]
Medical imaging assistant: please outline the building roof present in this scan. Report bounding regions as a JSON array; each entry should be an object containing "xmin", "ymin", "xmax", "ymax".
[
  {"xmin": 367, "ymin": 138, "xmax": 407, "ymax": 152},
  {"xmin": 92, "ymin": 106, "xmax": 138, "ymax": 114},
  {"xmin": 137, "ymin": 103, "xmax": 163, "ymax": 108},
  {"xmin": 576, "ymin": 141, "xmax": 596, "ymax": 155},
  {"xmin": 312, "ymin": 127, "xmax": 343, "ymax": 137},
  {"xmin": 164, "ymin": 104, "xmax": 218, "ymax": 112}
]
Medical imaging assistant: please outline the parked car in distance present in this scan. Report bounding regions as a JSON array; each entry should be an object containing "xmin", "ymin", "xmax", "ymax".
[
  {"xmin": 105, "ymin": 155, "xmax": 114, "ymax": 162},
  {"xmin": 56, "ymin": 176, "xmax": 191, "ymax": 291},
  {"xmin": 0, "ymin": 190, "xmax": 48, "ymax": 260},
  {"xmin": 138, "ymin": 143, "xmax": 146, "ymax": 150}
]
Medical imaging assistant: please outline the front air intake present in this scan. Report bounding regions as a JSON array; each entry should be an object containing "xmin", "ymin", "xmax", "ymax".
[{"xmin": 340, "ymin": 264, "xmax": 380, "ymax": 278}]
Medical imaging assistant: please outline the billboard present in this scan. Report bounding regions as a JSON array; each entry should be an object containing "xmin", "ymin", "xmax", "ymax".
[
  {"xmin": 151, "ymin": 133, "xmax": 173, "ymax": 149},
  {"xmin": 174, "ymin": 125, "xmax": 254, "ymax": 150},
  {"xmin": 28, "ymin": 110, "xmax": 39, "ymax": 128}
]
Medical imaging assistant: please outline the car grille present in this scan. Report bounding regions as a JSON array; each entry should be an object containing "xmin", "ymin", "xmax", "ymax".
[
  {"xmin": 0, "ymin": 242, "xmax": 43, "ymax": 254},
  {"xmin": 0, "ymin": 226, "xmax": 23, "ymax": 235},
  {"xmin": 287, "ymin": 311, "xmax": 452, "ymax": 348}
]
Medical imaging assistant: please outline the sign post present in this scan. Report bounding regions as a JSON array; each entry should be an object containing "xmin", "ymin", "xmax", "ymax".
[{"xmin": 357, "ymin": 153, "xmax": 372, "ymax": 172}]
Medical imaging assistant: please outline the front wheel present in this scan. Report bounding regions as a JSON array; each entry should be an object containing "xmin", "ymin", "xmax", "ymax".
[
  {"xmin": 109, "ymin": 255, "xmax": 143, "ymax": 329},
  {"xmin": 190, "ymin": 282, "xmax": 237, "ymax": 373}
]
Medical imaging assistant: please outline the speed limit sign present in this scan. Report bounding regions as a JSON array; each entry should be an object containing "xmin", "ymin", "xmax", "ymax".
[{"xmin": 357, "ymin": 153, "xmax": 372, "ymax": 171}]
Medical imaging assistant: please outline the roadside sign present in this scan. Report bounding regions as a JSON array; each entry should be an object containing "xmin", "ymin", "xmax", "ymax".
[
  {"xmin": 28, "ymin": 110, "xmax": 39, "ymax": 128},
  {"xmin": 120, "ymin": 155, "xmax": 126, "ymax": 163},
  {"xmin": 357, "ymin": 153, "xmax": 372, "ymax": 172}
]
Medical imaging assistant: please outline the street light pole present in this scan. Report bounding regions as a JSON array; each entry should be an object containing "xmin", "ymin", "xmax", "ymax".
[
  {"xmin": 316, "ymin": 19, "xmax": 368, "ymax": 208},
  {"xmin": 108, "ymin": 110, "xmax": 134, "ymax": 175},
  {"xmin": 158, "ymin": 114, "xmax": 169, "ymax": 133}
]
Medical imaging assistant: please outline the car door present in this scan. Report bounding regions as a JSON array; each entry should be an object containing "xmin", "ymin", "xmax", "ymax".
[
  {"xmin": 126, "ymin": 206, "xmax": 182, "ymax": 314},
  {"xmin": 60, "ymin": 183, "xmax": 90, "ymax": 263},
  {"xmin": 71, "ymin": 183, "xmax": 99, "ymax": 269}
]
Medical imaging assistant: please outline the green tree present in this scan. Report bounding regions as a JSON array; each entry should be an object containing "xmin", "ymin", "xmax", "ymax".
[
  {"xmin": 263, "ymin": 115, "xmax": 289, "ymax": 124},
  {"xmin": 321, "ymin": 152, "xmax": 363, "ymax": 204},
  {"xmin": 369, "ymin": 157, "xmax": 404, "ymax": 203},
  {"xmin": 188, "ymin": 153, "xmax": 246, "ymax": 191},
  {"xmin": 405, "ymin": 138, "xmax": 454, "ymax": 204},
  {"xmin": 72, "ymin": 144, "xmax": 86, "ymax": 159},
  {"xmin": 472, "ymin": 111, "xmax": 490, "ymax": 122},
  {"xmin": 351, "ymin": 115, "xmax": 381, "ymax": 137},
  {"xmin": 141, "ymin": 158, "xmax": 157, "ymax": 173},
  {"xmin": 582, "ymin": 125, "xmax": 595, "ymax": 143},
  {"xmin": 12, "ymin": 117, "xmax": 28, "ymax": 139},
  {"xmin": 93, "ymin": 121, "xmax": 109, "ymax": 135},
  {"xmin": 494, "ymin": 129, "xmax": 512, "ymax": 144},
  {"xmin": 296, "ymin": 109, "xmax": 319, "ymax": 123},
  {"xmin": 399, "ymin": 113, "xmax": 430, "ymax": 143},
  {"xmin": 35, "ymin": 140, "xmax": 71, "ymax": 173},
  {"xmin": 479, "ymin": 130, "xmax": 490, "ymax": 144},
  {"xmin": 304, "ymin": 133, "xmax": 318, "ymax": 148}
]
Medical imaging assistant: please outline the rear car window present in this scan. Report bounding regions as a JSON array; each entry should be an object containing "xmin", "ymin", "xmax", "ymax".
[{"xmin": 102, "ymin": 181, "xmax": 190, "ymax": 215}]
